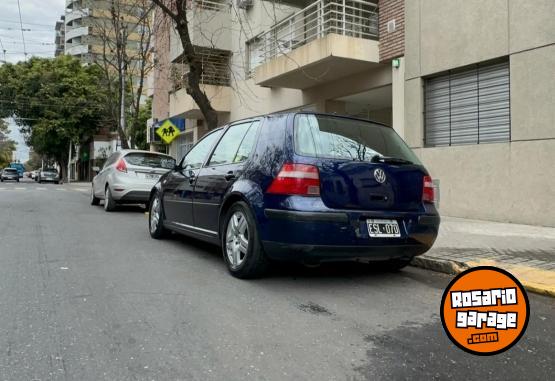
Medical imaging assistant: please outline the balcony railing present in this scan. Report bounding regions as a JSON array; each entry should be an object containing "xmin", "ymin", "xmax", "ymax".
[
  {"xmin": 187, "ymin": 0, "xmax": 230, "ymax": 12},
  {"xmin": 253, "ymin": 0, "xmax": 378, "ymax": 68},
  {"xmin": 171, "ymin": 47, "xmax": 231, "ymax": 90}
]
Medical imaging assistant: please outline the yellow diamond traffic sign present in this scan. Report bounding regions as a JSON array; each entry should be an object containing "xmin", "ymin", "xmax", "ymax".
[{"xmin": 156, "ymin": 119, "xmax": 181, "ymax": 144}]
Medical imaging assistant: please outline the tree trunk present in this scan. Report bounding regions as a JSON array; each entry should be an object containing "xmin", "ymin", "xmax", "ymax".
[{"xmin": 152, "ymin": 0, "xmax": 220, "ymax": 130}]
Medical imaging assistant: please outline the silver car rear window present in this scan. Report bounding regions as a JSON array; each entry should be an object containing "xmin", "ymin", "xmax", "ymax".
[{"xmin": 124, "ymin": 153, "xmax": 176, "ymax": 169}]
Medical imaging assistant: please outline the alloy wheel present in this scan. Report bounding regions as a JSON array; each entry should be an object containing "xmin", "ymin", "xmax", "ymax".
[{"xmin": 225, "ymin": 211, "xmax": 249, "ymax": 269}]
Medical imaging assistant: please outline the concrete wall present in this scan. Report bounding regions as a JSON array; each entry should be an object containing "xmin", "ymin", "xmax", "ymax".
[{"xmin": 405, "ymin": 0, "xmax": 555, "ymax": 226}]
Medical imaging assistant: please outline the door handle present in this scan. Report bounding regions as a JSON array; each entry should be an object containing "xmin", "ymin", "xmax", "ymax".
[{"xmin": 224, "ymin": 171, "xmax": 236, "ymax": 181}]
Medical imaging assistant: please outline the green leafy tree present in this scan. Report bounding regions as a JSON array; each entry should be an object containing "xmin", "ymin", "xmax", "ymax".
[
  {"xmin": 130, "ymin": 97, "xmax": 151, "ymax": 151},
  {"xmin": 0, "ymin": 56, "xmax": 109, "ymax": 179},
  {"xmin": 0, "ymin": 119, "xmax": 16, "ymax": 168}
]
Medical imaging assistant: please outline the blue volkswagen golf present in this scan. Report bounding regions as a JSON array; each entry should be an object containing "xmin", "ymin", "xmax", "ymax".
[{"xmin": 148, "ymin": 113, "xmax": 440, "ymax": 278}]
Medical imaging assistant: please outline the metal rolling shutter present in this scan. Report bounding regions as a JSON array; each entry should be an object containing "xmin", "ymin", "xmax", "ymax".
[{"xmin": 425, "ymin": 60, "xmax": 510, "ymax": 146}]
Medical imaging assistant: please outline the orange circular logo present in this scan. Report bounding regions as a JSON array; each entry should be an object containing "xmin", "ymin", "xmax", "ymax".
[{"xmin": 440, "ymin": 266, "xmax": 529, "ymax": 355}]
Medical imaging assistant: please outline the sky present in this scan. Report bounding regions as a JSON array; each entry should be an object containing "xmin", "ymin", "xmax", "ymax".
[{"xmin": 1, "ymin": 0, "xmax": 65, "ymax": 162}]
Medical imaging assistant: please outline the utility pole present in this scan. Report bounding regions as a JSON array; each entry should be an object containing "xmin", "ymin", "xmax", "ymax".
[{"xmin": 67, "ymin": 141, "xmax": 72, "ymax": 183}]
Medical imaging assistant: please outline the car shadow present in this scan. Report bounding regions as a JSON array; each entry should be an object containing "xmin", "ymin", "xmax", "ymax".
[
  {"xmin": 110, "ymin": 204, "xmax": 147, "ymax": 213},
  {"xmin": 167, "ymin": 232, "xmax": 405, "ymax": 281}
]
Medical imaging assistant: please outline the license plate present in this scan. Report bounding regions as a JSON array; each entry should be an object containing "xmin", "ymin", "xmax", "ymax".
[
  {"xmin": 367, "ymin": 219, "xmax": 401, "ymax": 238},
  {"xmin": 145, "ymin": 173, "xmax": 159, "ymax": 180}
]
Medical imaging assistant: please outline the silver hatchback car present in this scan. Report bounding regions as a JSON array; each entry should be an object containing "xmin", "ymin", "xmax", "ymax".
[{"xmin": 91, "ymin": 150, "xmax": 176, "ymax": 211}]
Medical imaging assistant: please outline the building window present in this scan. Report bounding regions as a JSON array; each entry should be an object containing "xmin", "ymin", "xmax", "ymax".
[{"xmin": 424, "ymin": 59, "xmax": 510, "ymax": 147}]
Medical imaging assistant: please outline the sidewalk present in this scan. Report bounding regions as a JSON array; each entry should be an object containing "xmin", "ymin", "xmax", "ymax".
[{"xmin": 412, "ymin": 216, "xmax": 555, "ymax": 297}]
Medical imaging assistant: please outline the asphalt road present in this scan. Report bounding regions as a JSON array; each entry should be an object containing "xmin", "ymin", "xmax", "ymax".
[{"xmin": 0, "ymin": 180, "xmax": 553, "ymax": 381}]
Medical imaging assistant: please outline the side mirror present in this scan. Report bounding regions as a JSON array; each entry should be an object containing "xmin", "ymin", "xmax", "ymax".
[{"xmin": 92, "ymin": 166, "xmax": 100, "ymax": 173}]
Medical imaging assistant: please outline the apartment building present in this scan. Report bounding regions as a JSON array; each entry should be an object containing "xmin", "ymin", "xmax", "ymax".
[
  {"xmin": 149, "ymin": 0, "xmax": 554, "ymax": 226},
  {"xmin": 54, "ymin": 15, "xmax": 65, "ymax": 56}
]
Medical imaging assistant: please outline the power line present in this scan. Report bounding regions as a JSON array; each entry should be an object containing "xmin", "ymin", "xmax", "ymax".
[
  {"xmin": 0, "ymin": 99, "xmax": 107, "ymax": 110},
  {"xmin": 1, "ymin": 41, "xmax": 55, "ymax": 46},
  {"xmin": 16, "ymin": 0, "xmax": 27, "ymax": 59},
  {"xmin": 0, "ymin": 18, "xmax": 55, "ymax": 28}
]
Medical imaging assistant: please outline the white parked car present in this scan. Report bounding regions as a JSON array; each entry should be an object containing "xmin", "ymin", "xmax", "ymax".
[{"xmin": 91, "ymin": 150, "xmax": 176, "ymax": 211}]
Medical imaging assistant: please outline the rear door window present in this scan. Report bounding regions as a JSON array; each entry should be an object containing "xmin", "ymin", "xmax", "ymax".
[
  {"xmin": 124, "ymin": 153, "xmax": 175, "ymax": 169},
  {"xmin": 208, "ymin": 121, "xmax": 258, "ymax": 166},
  {"xmin": 294, "ymin": 114, "xmax": 421, "ymax": 164}
]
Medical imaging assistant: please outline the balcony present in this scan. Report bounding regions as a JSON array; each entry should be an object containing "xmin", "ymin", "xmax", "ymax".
[
  {"xmin": 65, "ymin": 8, "xmax": 89, "ymax": 24},
  {"xmin": 169, "ymin": 0, "xmax": 231, "ymax": 63},
  {"xmin": 169, "ymin": 86, "xmax": 231, "ymax": 119},
  {"xmin": 65, "ymin": 26, "xmax": 89, "ymax": 43},
  {"xmin": 65, "ymin": 43, "xmax": 89, "ymax": 56},
  {"xmin": 169, "ymin": 48, "xmax": 231, "ymax": 119},
  {"xmin": 252, "ymin": 0, "xmax": 380, "ymax": 89}
]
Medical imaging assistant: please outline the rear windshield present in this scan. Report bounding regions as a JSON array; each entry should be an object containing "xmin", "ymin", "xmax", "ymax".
[
  {"xmin": 43, "ymin": 169, "xmax": 57, "ymax": 174},
  {"xmin": 294, "ymin": 114, "xmax": 421, "ymax": 165},
  {"xmin": 4, "ymin": 168, "xmax": 17, "ymax": 173},
  {"xmin": 124, "ymin": 153, "xmax": 175, "ymax": 169}
]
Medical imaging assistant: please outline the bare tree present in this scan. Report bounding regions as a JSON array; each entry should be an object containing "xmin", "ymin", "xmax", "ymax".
[
  {"xmin": 151, "ymin": 0, "xmax": 219, "ymax": 130},
  {"xmin": 88, "ymin": 0, "xmax": 155, "ymax": 148}
]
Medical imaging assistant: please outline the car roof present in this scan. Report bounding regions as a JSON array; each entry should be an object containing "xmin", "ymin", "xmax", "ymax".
[{"xmin": 227, "ymin": 111, "xmax": 390, "ymax": 129}]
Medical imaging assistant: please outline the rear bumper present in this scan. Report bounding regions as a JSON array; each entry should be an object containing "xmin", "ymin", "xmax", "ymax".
[
  {"xmin": 260, "ymin": 206, "xmax": 440, "ymax": 262},
  {"xmin": 110, "ymin": 181, "xmax": 156, "ymax": 203},
  {"xmin": 116, "ymin": 190, "xmax": 150, "ymax": 203}
]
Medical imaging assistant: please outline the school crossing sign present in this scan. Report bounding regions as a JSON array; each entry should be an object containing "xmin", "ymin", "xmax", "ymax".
[{"xmin": 156, "ymin": 119, "xmax": 181, "ymax": 144}]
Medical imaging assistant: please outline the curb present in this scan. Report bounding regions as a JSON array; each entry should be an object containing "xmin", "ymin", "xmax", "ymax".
[{"xmin": 410, "ymin": 256, "xmax": 555, "ymax": 298}]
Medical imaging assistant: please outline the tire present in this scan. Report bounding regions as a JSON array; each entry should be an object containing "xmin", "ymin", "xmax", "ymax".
[
  {"xmin": 104, "ymin": 186, "xmax": 116, "ymax": 212},
  {"xmin": 148, "ymin": 191, "xmax": 168, "ymax": 239},
  {"xmin": 222, "ymin": 201, "xmax": 269, "ymax": 279},
  {"xmin": 90, "ymin": 185, "xmax": 100, "ymax": 206}
]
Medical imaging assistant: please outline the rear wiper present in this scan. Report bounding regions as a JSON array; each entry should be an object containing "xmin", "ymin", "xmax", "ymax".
[{"xmin": 371, "ymin": 155, "xmax": 413, "ymax": 165}]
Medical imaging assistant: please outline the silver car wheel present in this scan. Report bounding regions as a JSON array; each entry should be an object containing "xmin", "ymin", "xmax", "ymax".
[
  {"xmin": 150, "ymin": 196, "xmax": 160, "ymax": 233},
  {"xmin": 225, "ymin": 211, "xmax": 249, "ymax": 269}
]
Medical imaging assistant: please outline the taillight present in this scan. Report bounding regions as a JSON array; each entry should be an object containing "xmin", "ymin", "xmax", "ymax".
[
  {"xmin": 266, "ymin": 163, "xmax": 320, "ymax": 196},
  {"xmin": 422, "ymin": 175, "xmax": 435, "ymax": 203},
  {"xmin": 115, "ymin": 159, "xmax": 127, "ymax": 173}
]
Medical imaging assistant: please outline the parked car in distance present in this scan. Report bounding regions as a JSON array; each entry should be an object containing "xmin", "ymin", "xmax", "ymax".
[
  {"xmin": 31, "ymin": 170, "xmax": 38, "ymax": 180},
  {"xmin": 38, "ymin": 168, "xmax": 60, "ymax": 184},
  {"xmin": 147, "ymin": 112, "xmax": 441, "ymax": 279},
  {"xmin": 91, "ymin": 150, "xmax": 176, "ymax": 211},
  {"xmin": 1, "ymin": 168, "xmax": 20, "ymax": 182},
  {"xmin": 9, "ymin": 162, "xmax": 25, "ymax": 178}
]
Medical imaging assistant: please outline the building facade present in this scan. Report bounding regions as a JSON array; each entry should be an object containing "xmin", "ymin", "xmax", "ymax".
[
  {"xmin": 149, "ymin": 0, "xmax": 554, "ymax": 227},
  {"xmin": 64, "ymin": 0, "xmax": 146, "ymax": 64},
  {"xmin": 403, "ymin": 0, "xmax": 554, "ymax": 227},
  {"xmin": 54, "ymin": 15, "xmax": 65, "ymax": 56}
]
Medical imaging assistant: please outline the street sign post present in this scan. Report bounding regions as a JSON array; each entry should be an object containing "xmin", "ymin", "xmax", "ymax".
[{"xmin": 155, "ymin": 119, "xmax": 181, "ymax": 144}]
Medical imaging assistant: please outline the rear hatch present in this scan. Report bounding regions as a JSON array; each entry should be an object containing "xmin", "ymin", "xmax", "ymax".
[
  {"xmin": 123, "ymin": 152, "xmax": 175, "ymax": 181},
  {"xmin": 294, "ymin": 114, "xmax": 426, "ymax": 211}
]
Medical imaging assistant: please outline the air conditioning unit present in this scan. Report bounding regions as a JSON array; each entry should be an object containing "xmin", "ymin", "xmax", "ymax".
[{"xmin": 236, "ymin": 0, "xmax": 253, "ymax": 10}]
